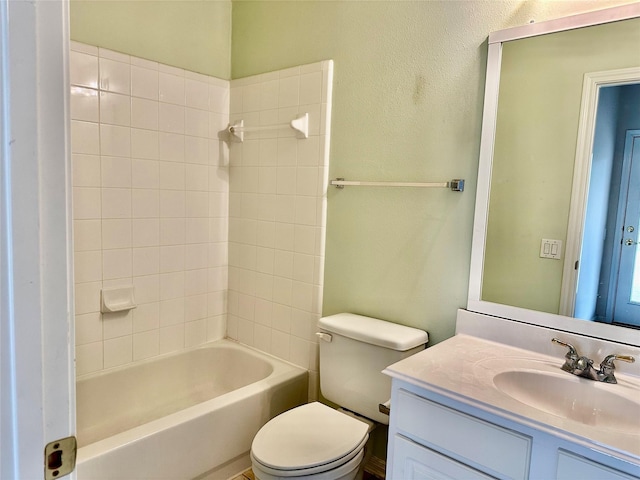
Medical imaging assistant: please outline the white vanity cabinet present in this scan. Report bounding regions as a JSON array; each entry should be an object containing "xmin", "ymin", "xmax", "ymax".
[
  {"xmin": 386, "ymin": 380, "xmax": 639, "ymax": 480},
  {"xmin": 383, "ymin": 332, "xmax": 640, "ymax": 480}
]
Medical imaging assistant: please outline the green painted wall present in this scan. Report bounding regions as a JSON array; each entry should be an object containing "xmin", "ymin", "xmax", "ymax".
[
  {"xmin": 483, "ymin": 18, "xmax": 640, "ymax": 314},
  {"xmin": 231, "ymin": 0, "xmax": 635, "ymax": 345},
  {"xmin": 70, "ymin": 0, "xmax": 231, "ymax": 78},
  {"xmin": 69, "ymin": 0, "xmax": 637, "ymax": 345}
]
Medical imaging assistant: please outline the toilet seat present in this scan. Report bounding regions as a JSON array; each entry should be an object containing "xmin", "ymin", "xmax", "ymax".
[{"xmin": 251, "ymin": 402, "xmax": 369, "ymax": 476}]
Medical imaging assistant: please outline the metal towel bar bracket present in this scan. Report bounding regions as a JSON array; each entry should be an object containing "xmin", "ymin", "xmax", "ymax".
[{"xmin": 330, "ymin": 178, "xmax": 465, "ymax": 192}]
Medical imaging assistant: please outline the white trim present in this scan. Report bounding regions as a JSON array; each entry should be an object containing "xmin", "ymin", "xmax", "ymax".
[
  {"xmin": 489, "ymin": 3, "xmax": 640, "ymax": 44},
  {"xmin": 468, "ymin": 41, "xmax": 502, "ymax": 305},
  {"xmin": 560, "ymin": 68, "xmax": 640, "ymax": 317},
  {"xmin": 39, "ymin": 0, "xmax": 76, "ymax": 455},
  {"xmin": 0, "ymin": 1, "xmax": 75, "ymax": 478},
  {"xmin": 1, "ymin": 1, "xmax": 13, "ymax": 474}
]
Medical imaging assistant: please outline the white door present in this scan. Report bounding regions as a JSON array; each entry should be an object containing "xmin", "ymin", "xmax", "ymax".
[
  {"xmin": 1, "ymin": 1, "xmax": 75, "ymax": 479},
  {"xmin": 612, "ymin": 131, "xmax": 640, "ymax": 326}
]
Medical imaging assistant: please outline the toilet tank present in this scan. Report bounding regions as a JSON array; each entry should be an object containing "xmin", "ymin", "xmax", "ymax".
[{"xmin": 317, "ymin": 313, "xmax": 428, "ymax": 424}]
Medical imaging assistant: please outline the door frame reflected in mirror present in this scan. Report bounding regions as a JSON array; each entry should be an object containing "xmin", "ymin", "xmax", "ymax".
[{"xmin": 561, "ymin": 69, "xmax": 640, "ymax": 322}]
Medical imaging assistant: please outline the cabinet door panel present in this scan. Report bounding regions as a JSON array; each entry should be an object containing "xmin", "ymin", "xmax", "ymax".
[
  {"xmin": 392, "ymin": 435, "xmax": 497, "ymax": 480},
  {"xmin": 557, "ymin": 450, "xmax": 639, "ymax": 480},
  {"xmin": 396, "ymin": 389, "xmax": 531, "ymax": 479}
]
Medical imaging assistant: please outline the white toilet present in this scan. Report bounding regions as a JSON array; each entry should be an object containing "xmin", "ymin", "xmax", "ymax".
[{"xmin": 250, "ymin": 313, "xmax": 429, "ymax": 480}]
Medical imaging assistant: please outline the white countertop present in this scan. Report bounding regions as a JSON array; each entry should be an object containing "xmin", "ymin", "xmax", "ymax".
[{"xmin": 383, "ymin": 334, "xmax": 640, "ymax": 459}]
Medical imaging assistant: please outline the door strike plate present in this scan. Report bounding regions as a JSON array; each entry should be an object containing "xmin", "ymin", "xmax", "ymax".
[{"xmin": 44, "ymin": 436, "xmax": 77, "ymax": 480}]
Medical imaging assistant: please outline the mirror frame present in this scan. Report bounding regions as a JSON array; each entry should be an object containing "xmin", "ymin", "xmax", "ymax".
[{"xmin": 468, "ymin": 3, "xmax": 640, "ymax": 347}]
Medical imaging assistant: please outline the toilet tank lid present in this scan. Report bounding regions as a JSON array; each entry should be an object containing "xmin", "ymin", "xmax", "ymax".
[{"xmin": 318, "ymin": 313, "xmax": 428, "ymax": 351}]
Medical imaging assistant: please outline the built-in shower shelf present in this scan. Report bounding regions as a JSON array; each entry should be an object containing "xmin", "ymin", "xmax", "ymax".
[{"xmin": 101, "ymin": 286, "xmax": 136, "ymax": 313}]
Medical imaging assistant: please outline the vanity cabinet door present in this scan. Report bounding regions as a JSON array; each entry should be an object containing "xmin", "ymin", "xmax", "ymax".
[
  {"xmin": 391, "ymin": 434, "xmax": 497, "ymax": 480},
  {"xmin": 556, "ymin": 451, "xmax": 639, "ymax": 480}
]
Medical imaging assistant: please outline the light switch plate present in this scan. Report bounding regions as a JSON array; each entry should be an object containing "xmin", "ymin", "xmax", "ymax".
[{"xmin": 540, "ymin": 239, "xmax": 562, "ymax": 259}]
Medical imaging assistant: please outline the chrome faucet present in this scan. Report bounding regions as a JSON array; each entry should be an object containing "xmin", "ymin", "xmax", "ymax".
[{"xmin": 551, "ymin": 338, "xmax": 635, "ymax": 384}]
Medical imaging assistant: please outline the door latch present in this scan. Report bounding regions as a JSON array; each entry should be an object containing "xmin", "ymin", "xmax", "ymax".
[{"xmin": 44, "ymin": 436, "xmax": 76, "ymax": 479}]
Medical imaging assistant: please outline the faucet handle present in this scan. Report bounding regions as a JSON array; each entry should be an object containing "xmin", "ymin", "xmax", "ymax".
[
  {"xmin": 552, "ymin": 338, "xmax": 580, "ymax": 372},
  {"xmin": 601, "ymin": 354, "xmax": 635, "ymax": 368},
  {"xmin": 599, "ymin": 354, "xmax": 635, "ymax": 384}
]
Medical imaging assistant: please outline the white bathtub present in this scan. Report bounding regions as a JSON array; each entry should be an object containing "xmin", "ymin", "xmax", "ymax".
[{"xmin": 76, "ymin": 339, "xmax": 308, "ymax": 479}]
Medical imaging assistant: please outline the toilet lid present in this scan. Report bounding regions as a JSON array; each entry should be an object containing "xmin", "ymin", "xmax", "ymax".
[{"xmin": 251, "ymin": 402, "xmax": 369, "ymax": 471}]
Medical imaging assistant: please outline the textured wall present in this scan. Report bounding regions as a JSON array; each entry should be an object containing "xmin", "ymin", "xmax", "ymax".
[
  {"xmin": 231, "ymin": 0, "xmax": 636, "ymax": 345},
  {"xmin": 69, "ymin": 0, "xmax": 636, "ymax": 345},
  {"xmin": 70, "ymin": 0, "xmax": 231, "ymax": 78}
]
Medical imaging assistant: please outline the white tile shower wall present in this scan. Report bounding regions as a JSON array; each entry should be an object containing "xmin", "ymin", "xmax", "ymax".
[
  {"xmin": 71, "ymin": 42, "xmax": 230, "ymax": 376},
  {"xmin": 228, "ymin": 61, "xmax": 333, "ymax": 398}
]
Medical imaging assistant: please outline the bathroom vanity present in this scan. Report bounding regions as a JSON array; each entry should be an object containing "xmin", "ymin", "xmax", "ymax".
[{"xmin": 384, "ymin": 310, "xmax": 640, "ymax": 480}]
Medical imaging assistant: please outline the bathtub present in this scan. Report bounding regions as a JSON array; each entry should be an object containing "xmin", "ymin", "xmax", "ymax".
[{"xmin": 76, "ymin": 339, "xmax": 308, "ymax": 479}]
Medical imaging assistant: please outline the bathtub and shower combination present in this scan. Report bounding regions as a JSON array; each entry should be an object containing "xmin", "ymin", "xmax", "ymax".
[
  {"xmin": 68, "ymin": 44, "xmax": 332, "ymax": 478},
  {"xmin": 75, "ymin": 339, "xmax": 308, "ymax": 479}
]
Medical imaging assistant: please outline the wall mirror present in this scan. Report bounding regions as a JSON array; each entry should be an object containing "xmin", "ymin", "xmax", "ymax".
[{"xmin": 468, "ymin": 4, "xmax": 640, "ymax": 347}]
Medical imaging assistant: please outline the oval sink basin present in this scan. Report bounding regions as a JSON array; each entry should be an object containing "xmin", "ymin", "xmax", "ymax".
[{"xmin": 493, "ymin": 370, "xmax": 640, "ymax": 434}]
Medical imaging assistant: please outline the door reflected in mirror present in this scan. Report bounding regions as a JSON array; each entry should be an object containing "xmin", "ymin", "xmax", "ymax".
[
  {"xmin": 575, "ymin": 103, "xmax": 639, "ymax": 327},
  {"xmin": 480, "ymin": 17, "xmax": 640, "ymax": 328}
]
